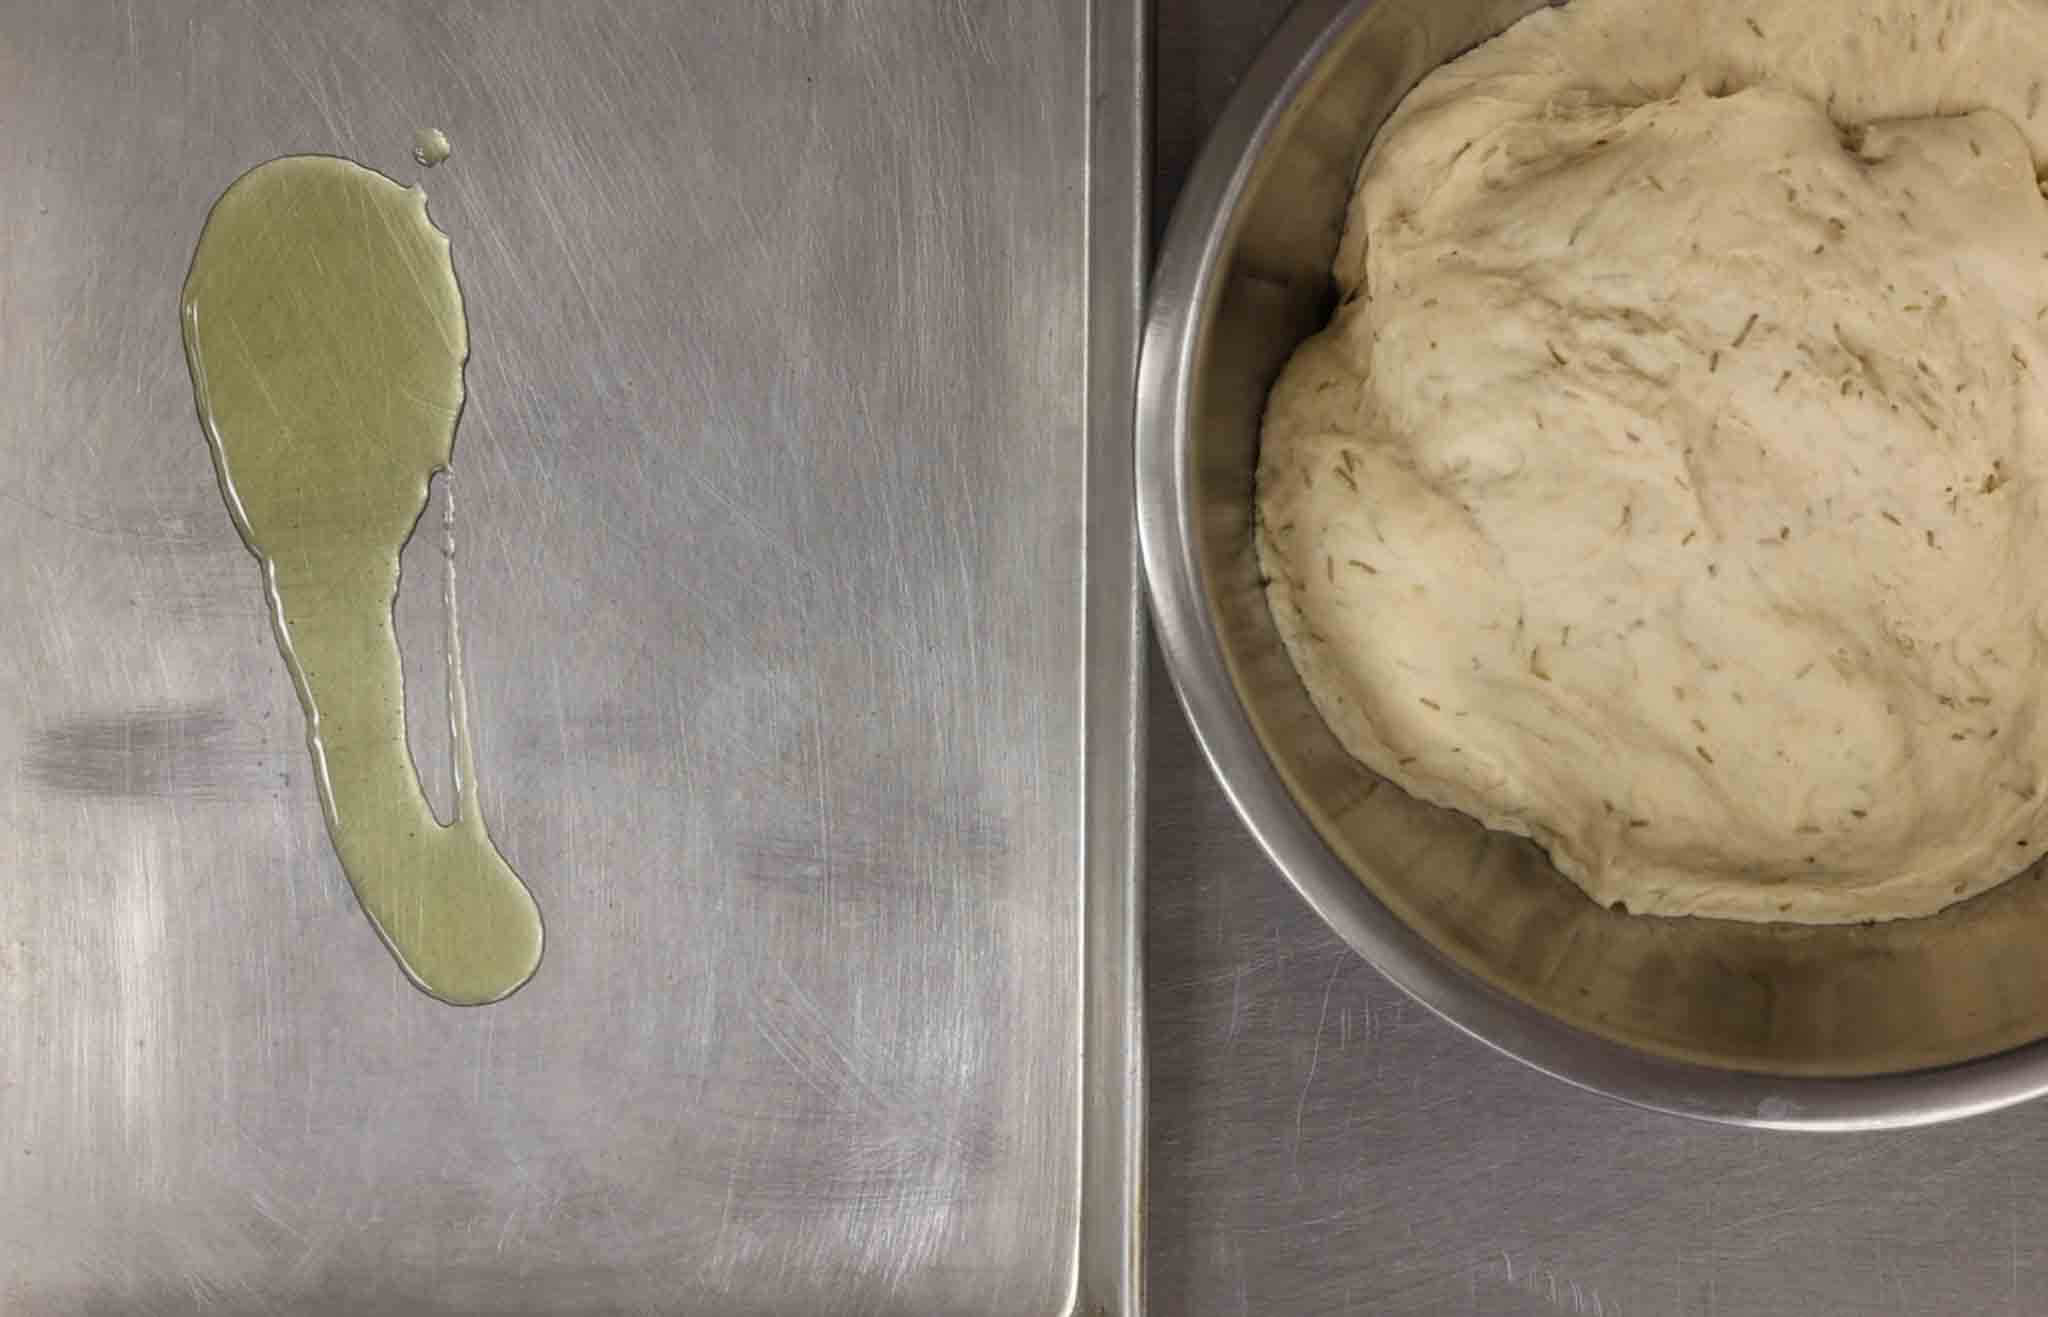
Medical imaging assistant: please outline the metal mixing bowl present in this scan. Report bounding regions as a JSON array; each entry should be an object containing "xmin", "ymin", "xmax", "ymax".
[{"xmin": 1137, "ymin": 0, "xmax": 2048, "ymax": 1127}]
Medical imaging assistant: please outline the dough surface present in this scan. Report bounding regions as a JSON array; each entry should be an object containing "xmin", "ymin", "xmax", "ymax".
[{"xmin": 1258, "ymin": 0, "xmax": 2048, "ymax": 922}]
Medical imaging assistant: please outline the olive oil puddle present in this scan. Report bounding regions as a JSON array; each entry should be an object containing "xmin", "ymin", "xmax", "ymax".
[{"xmin": 181, "ymin": 155, "xmax": 542, "ymax": 1005}]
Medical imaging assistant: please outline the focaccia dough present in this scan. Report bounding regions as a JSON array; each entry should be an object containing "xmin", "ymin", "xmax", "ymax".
[{"xmin": 1258, "ymin": 0, "xmax": 2048, "ymax": 922}]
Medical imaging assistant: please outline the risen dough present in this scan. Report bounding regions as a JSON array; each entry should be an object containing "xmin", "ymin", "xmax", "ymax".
[{"xmin": 1258, "ymin": 0, "xmax": 2048, "ymax": 922}]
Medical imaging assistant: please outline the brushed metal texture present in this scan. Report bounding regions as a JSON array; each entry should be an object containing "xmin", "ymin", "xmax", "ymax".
[{"xmin": 0, "ymin": 3, "xmax": 1143, "ymax": 1312}]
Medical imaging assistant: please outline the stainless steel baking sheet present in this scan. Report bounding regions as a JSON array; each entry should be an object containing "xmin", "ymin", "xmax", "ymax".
[{"xmin": 0, "ymin": 2, "xmax": 1143, "ymax": 1312}]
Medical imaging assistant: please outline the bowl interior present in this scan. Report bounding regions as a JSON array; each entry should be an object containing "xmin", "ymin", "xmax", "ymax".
[{"xmin": 1190, "ymin": 0, "xmax": 2048, "ymax": 1077}]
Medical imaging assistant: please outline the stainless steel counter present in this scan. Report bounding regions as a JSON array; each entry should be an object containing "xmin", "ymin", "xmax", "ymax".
[{"xmin": 1146, "ymin": 4, "xmax": 2048, "ymax": 1315}]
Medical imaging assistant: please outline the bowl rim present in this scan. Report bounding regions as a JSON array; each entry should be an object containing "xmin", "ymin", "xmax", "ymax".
[{"xmin": 1134, "ymin": 0, "xmax": 2048, "ymax": 1130}]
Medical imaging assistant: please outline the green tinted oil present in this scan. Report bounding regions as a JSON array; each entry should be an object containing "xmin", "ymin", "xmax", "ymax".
[
  {"xmin": 413, "ymin": 129, "xmax": 450, "ymax": 168},
  {"xmin": 181, "ymin": 155, "xmax": 542, "ymax": 1005}
]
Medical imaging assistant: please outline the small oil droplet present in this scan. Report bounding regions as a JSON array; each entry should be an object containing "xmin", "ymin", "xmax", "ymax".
[{"xmin": 413, "ymin": 128, "xmax": 451, "ymax": 168}]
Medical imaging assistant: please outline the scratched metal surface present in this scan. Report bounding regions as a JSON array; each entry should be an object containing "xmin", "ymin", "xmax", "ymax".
[
  {"xmin": 0, "ymin": 2, "xmax": 1142, "ymax": 1313},
  {"xmin": 1147, "ymin": 2, "xmax": 2048, "ymax": 1314}
]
